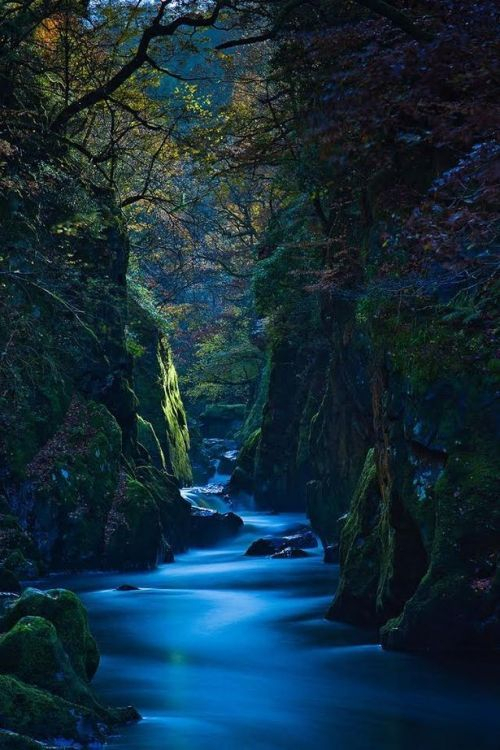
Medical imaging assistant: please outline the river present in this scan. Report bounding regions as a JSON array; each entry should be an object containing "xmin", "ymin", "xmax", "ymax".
[{"xmin": 47, "ymin": 472, "xmax": 500, "ymax": 750}]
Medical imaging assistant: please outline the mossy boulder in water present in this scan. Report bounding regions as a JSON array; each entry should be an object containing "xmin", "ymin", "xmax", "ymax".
[
  {"xmin": 327, "ymin": 449, "xmax": 384, "ymax": 625},
  {"xmin": 0, "ymin": 674, "xmax": 107, "ymax": 746},
  {"xmin": 230, "ymin": 428, "xmax": 260, "ymax": 493},
  {"xmin": 2, "ymin": 588, "xmax": 99, "ymax": 680},
  {"xmin": 0, "ymin": 587, "xmax": 140, "ymax": 745},
  {"xmin": 0, "ymin": 616, "xmax": 103, "ymax": 713}
]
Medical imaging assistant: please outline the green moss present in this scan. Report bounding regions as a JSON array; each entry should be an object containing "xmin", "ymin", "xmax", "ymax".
[
  {"xmin": 137, "ymin": 415, "xmax": 166, "ymax": 470},
  {"xmin": 230, "ymin": 428, "xmax": 261, "ymax": 492},
  {"xmin": 0, "ymin": 616, "xmax": 104, "ymax": 714},
  {"xmin": 381, "ymin": 437, "xmax": 500, "ymax": 651},
  {"xmin": 158, "ymin": 336, "xmax": 192, "ymax": 485},
  {"xmin": 136, "ymin": 465, "xmax": 191, "ymax": 553},
  {"xmin": 25, "ymin": 400, "xmax": 122, "ymax": 569},
  {"xmin": 2, "ymin": 588, "xmax": 100, "ymax": 681},
  {"xmin": 128, "ymin": 299, "xmax": 192, "ymax": 485},
  {"xmin": 327, "ymin": 449, "xmax": 383, "ymax": 625},
  {"xmin": 104, "ymin": 475, "xmax": 163, "ymax": 570},
  {"xmin": 0, "ymin": 674, "xmax": 106, "ymax": 745}
]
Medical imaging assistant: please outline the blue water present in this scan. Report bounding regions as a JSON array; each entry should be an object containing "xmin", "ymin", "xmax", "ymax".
[{"xmin": 46, "ymin": 498, "xmax": 500, "ymax": 750}]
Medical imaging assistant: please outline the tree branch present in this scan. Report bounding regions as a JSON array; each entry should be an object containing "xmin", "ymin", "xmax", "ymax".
[{"xmin": 50, "ymin": 0, "xmax": 228, "ymax": 131}]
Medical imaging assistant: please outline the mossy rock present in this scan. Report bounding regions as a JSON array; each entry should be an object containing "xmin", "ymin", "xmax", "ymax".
[
  {"xmin": 2, "ymin": 588, "xmax": 99, "ymax": 681},
  {"xmin": 0, "ymin": 616, "xmax": 105, "ymax": 714},
  {"xmin": 137, "ymin": 465, "xmax": 191, "ymax": 554},
  {"xmin": 137, "ymin": 415, "xmax": 166, "ymax": 470},
  {"xmin": 0, "ymin": 729, "xmax": 57, "ymax": 749},
  {"xmin": 381, "ymin": 440, "xmax": 500, "ymax": 651},
  {"xmin": 128, "ymin": 299, "xmax": 192, "ymax": 485},
  {"xmin": 200, "ymin": 404, "xmax": 246, "ymax": 421},
  {"xmin": 104, "ymin": 475, "xmax": 163, "ymax": 570},
  {"xmin": 230, "ymin": 428, "xmax": 260, "ymax": 493},
  {"xmin": 327, "ymin": 449, "xmax": 383, "ymax": 625},
  {"xmin": 0, "ymin": 674, "xmax": 107, "ymax": 745},
  {"xmin": 24, "ymin": 399, "xmax": 122, "ymax": 570}
]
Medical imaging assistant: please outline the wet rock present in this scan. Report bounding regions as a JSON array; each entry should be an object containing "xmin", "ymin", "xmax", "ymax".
[
  {"xmin": 245, "ymin": 537, "xmax": 282, "ymax": 556},
  {"xmin": 324, "ymin": 544, "xmax": 340, "ymax": 564},
  {"xmin": 218, "ymin": 450, "xmax": 239, "ymax": 475},
  {"xmin": 0, "ymin": 674, "xmax": 108, "ymax": 747},
  {"xmin": 245, "ymin": 531, "xmax": 318, "ymax": 556},
  {"xmin": 2, "ymin": 588, "xmax": 100, "ymax": 681},
  {"xmin": 283, "ymin": 531, "xmax": 318, "ymax": 549},
  {"xmin": 115, "ymin": 584, "xmax": 140, "ymax": 591},
  {"xmin": 271, "ymin": 547, "xmax": 309, "ymax": 559},
  {"xmin": 116, "ymin": 705, "xmax": 142, "ymax": 723},
  {"xmin": 189, "ymin": 507, "xmax": 243, "ymax": 547}
]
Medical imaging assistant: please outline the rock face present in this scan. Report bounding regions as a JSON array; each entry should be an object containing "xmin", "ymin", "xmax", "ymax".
[
  {"xmin": 271, "ymin": 547, "xmax": 309, "ymax": 559},
  {"xmin": 129, "ymin": 299, "xmax": 192, "ymax": 486},
  {"xmin": 239, "ymin": 165, "xmax": 499, "ymax": 651},
  {"xmin": 0, "ymin": 589, "xmax": 139, "ymax": 747},
  {"xmin": 0, "ymin": 155, "xmax": 192, "ymax": 576}
]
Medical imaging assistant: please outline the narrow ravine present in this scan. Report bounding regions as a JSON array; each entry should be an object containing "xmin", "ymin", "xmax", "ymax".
[{"xmin": 44, "ymin": 459, "xmax": 500, "ymax": 750}]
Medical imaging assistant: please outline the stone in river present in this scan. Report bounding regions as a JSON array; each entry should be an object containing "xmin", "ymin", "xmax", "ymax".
[
  {"xmin": 115, "ymin": 584, "xmax": 140, "ymax": 591},
  {"xmin": 271, "ymin": 547, "xmax": 309, "ymax": 559}
]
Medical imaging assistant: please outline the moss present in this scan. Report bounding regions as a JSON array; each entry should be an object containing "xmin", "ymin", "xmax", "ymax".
[
  {"xmin": 0, "ymin": 616, "xmax": 105, "ymax": 714},
  {"xmin": 237, "ymin": 354, "xmax": 270, "ymax": 442},
  {"xmin": 327, "ymin": 449, "xmax": 383, "ymax": 625},
  {"xmin": 0, "ymin": 674, "xmax": 107, "ymax": 745},
  {"xmin": 2, "ymin": 588, "xmax": 99, "ymax": 681},
  {"xmin": 230, "ymin": 428, "xmax": 261, "ymax": 493},
  {"xmin": 24, "ymin": 399, "xmax": 122, "ymax": 570},
  {"xmin": 128, "ymin": 299, "xmax": 192, "ymax": 485},
  {"xmin": 0, "ymin": 729, "xmax": 57, "ymax": 749},
  {"xmin": 381, "ymin": 438, "xmax": 500, "ymax": 651},
  {"xmin": 200, "ymin": 403, "xmax": 246, "ymax": 421},
  {"xmin": 158, "ymin": 336, "xmax": 192, "ymax": 484},
  {"xmin": 137, "ymin": 415, "xmax": 166, "ymax": 470},
  {"xmin": 104, "ymin": 475, "xmax": 163, "ymax": 570},
  {"xmin": 136, "ymin": 465, "xmax": 191, "ymax": 553}
]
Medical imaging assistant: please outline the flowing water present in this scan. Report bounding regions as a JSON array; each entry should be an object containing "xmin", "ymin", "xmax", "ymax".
[{"xmin": 46, "ymin": 470, "xmax": 500, "ymax": 750}]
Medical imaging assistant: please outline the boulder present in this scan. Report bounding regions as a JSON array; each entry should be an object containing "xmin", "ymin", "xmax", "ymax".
[
  {"xmin": 2, "ymin": 588, "xmax": 99, "ymax": 681},
  {"xmin": 283, "ymin": 531, "xmax": 318, "ymax": 549},
  {"xmin": 245, "ymin": 531, "xmax": 318, "ymax": 557},
  {"xmin": 115, "ymin": 584, "xmax": 140, "ymax": 591},
  {"xmin": 0, "ymin": 674, "xmax": 107, "ymax": 746},
  {"xmin": 245, "ymin": 537, "xmax": 283, "ymax": 556},
  {"xmin": 0, "ymin": 616, "xmax": 101, "ymax": 713},
  {"xmin": 189, "ymin": 507, "xmax": 243, "ymax": 547},
  {"xmin": 271, "ymin": 547, "xmax": 309, "ymax": 559}
]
